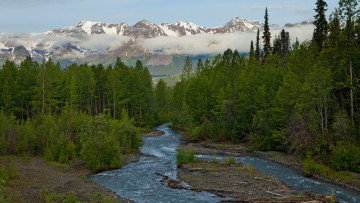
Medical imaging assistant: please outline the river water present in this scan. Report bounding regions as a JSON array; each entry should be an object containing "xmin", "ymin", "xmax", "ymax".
[{"xmin": 90, "ymin": 123, "xmax": 360, "ymax": 203}]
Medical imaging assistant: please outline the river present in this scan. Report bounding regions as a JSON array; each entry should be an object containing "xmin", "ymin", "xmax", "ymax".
[{"xmin": 90, "ymin": 123, "xmax": 360, "ymax": 203}]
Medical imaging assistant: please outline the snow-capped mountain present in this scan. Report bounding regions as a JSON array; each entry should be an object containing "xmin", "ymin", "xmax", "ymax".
[
  {"xmin": 45, "ymin": 17, "xmax": 266, "ymax": 38},
  {"xmin": 0, "ymin": 17, "xmax": 314, "ymax": 67},
  {"xmin": 48, "ymin": 21, "xmax": 128, "ymax": 36}
]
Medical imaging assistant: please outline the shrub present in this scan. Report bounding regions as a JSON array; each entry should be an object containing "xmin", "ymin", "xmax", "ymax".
[
  {"xmin": 0, "ymin": 160, "xmax": 19, "ymax": 198},
  {"xmin": 176, "ymin": 148, "xmax": 195, "ymax": 167},
  {"xmin": 45, "ymin": 133, "xmax": 75, "ymax": 164},
  {"xmin": 109, "ymin": 110, "xmax": 142, "ymax": 152},
  {"xmin": 15, "ymin": 120, "xmax": 37, "ymax": 156},
  {"xmin": 303, "ymin": 158, "xmax": 360, "ymax": 185},
  {"xmin": 81, "ymin": 140, "xmax": 101, "ymax": 171},
  {"xmin": 80, "ymin": 114, "xmax": 125, "ymax": 171},
  {"xmin": 303, "ymin": 158, "xmax": 330, "ymax": 176},
  {"xmin": 331, "ymin": 142, "xmax": 360, "ymax": 173},
  {"xmin": 224, "ymin": 157, "xmax": 236, "ymax": 164}
]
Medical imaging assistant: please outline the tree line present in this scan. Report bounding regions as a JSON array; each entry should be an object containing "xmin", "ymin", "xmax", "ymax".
[
  {"xmin": 170, "ymin": 0, "xmax": 360, "ymax": 173},
  {"xmin": 0, "ymin": 56, "xmax": 168, "ymax": 170}
]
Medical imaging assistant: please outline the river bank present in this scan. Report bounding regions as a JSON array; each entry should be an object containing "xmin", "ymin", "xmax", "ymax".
[
  {"xmin": 178, "ymin": 160, "xmax": 332, "ymax": 202},
  {"xmin": 180, "ymin": 140, "xmax": 360, "ymax": 194},
  {"xmin": 0, "ymin": 154, "xmax": 139, "ymax": 202}
]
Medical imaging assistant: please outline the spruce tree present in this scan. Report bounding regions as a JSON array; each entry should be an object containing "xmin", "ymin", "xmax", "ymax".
[
  {"xmin": 262, "ymin": 7, "xmax": 272, "ymax": 59},
  {"xmin": 339, "ymin": 0, "xmax": 359, "ymax": 123},
  {"xmin": 249, "ymin": 40, "xmax": 255, "ymax": 59},
  {"xmin": 255, "ymin": 28, "xmax": 261, "ymax": 60},
  {"xmin": 181, "ymin": 56, "xmax": 193, "ymax": 81},
  {"xmin": 280, "ymin": 29, "xmax": 290, "ymax": 59},
  {"xmin": 313, "ymin": 0, "xmax": 328, "ymax": 53}
]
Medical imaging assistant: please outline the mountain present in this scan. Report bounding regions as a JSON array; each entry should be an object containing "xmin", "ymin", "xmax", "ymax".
[
  {"xmin": 45, "ymin": 17, "xmax": 265, "ymax": 38},
  {"xmin": 0, "ymin": 18, "xmax": 313, "ymax": 75}
]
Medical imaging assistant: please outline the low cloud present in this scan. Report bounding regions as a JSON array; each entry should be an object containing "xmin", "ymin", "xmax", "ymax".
[{"xmin": 141, "ymin": 24, "xmax": 314, "ymax": 55}]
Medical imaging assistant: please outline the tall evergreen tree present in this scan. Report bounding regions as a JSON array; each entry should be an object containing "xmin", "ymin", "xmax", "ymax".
[
  {"xmin": 338, "ymin": 0, "xmax": 359, "ymax": 123},
  {"xmin": 262, "ymin": 7, "xmax": 272, "ymax": 59},
  {"xmin": 249, "ymin": 40, "xmax": 255, "ymax": 59},
  {"xmin": 313, "ymin": 0, "xmax": 329, "ymax": 53},
  {"xmin": 196, "ymin": 59, "xmax": 204, "ymax": 75},
  {"xmin": 255, "ymin": 29, "xmax": 261, "ymax": 60},
  {"xmin": 273, "ymin": 29, "xmax": 290, "ymax": 60},
  {"xmin": 181, "ymin": 56, "xmax": 193, "ymax": 81}
]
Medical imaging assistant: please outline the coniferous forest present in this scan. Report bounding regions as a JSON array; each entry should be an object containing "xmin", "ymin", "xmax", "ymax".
[
  {"xmin": 170, "ymin": 0, "xmax": 360, "ymax": 173},
  {"xmin": 0, "ymin": 0, "xmax": 360, "ymax": 195},
  {"xmin": 0, "ymin": 57, "xmax": 169, "ymax": 171}
]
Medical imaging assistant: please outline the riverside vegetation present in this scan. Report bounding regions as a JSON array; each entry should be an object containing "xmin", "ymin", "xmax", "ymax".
[
  {"xmin": 1, "ymin": 0, "xmax": 360, "ymax": 201},
  {"xmin": 170, "ymin": 0, "xmax": 360, "ymax": 187},
  {"xmin": 0, "ymin": 57, "xmax": 168, "ymax": 200}
]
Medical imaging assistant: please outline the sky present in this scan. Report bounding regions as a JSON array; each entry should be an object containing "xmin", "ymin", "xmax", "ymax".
[{"xmin": 0, "ymin": 0, "xmax": 340, "ymax": 33}]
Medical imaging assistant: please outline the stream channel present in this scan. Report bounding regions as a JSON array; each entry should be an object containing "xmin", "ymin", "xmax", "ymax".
[{"xmin": 90, "ymin": 123, "xmax": 360, "ymax": 203}]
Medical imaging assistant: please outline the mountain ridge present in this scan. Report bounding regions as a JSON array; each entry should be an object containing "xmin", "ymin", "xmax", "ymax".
[
  {"xmin": 46, "ymin": 17, "xmax": 269, "ymax": 38},
  {"xmin": 0, "ymin": 17, "xmax": 314, "ymax": 75}
]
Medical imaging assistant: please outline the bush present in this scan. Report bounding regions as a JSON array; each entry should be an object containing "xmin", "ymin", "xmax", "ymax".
[
  {"xmin": 0, "ymin": 161, "xmax": 19, "ymax": 198},
  {"xmin": 176, "ymin": 148, "xmax": 195, "ymax": 167},
  {"xmin": 81, "ymin": 114, "xmax": 125, "ymax": 171},
  {"xmin": 109, "ymin": 110, "xmax": 142, "ymax": 152},
  {"xmin": 331, "ymin": 142, "xmax": 360, "ymax": 173},
  {"xmin": 224, "ymin": 157, "xmax": 236, "ymax": 164},
  {"xmin": 303, "ymin": 158, "xmax": 330, "ymax": 176},
  {"xmin": 45, "ymin": 133, "xmax": 75, "ymax": 164},
  {"xmin": 303, "ymin": 158, "xmax": 360, "ymax": 185},
  {"xmin": 15, "ymin": 120, "xmax": 37, "ymax": 156},
  {"xmin": 40, "ymin": 187, "xmax": 78, "ymax": 203}
]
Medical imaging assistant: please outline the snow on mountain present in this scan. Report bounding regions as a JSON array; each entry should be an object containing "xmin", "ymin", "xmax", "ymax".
[
  {"xmin": 158, "ymin": 24, "xmax": 178, "ymax": 36},
  {"xmin": 124, "ymin": 20, "xmax": 166, "ymax": 38},
  {"xmin": 47, "ymin": 17, "xmax": 264, "ymax": 38},
  {"xmin": 0, "ymin": 17, "xmax": 314, "ymax": 65},
  {"xmin": 163, "ymin": 21, "xmax": 207, "ymax": 36}
]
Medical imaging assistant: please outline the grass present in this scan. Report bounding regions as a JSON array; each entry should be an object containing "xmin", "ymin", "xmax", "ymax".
[
  {"xmin": 304, "ymin": 158, "xmax": 360, "ymax": 186},
  {"xmin": 223, "ymin": 157, "xmax": 236, "ymax": 164},
  {"xmin": 240, "ymin": 165, "xmax": 255, "ymax": 170},
  {"xmin": 39, "ymin": 187, "xmax": 122, "ymax": 203},
  {"xmin": 176, "ymin": 148, "xmax": 196, "ymax": 167},
  {"xmin": 152, "ymin": 74, "xmax": 182, "ymax": 87},
  {"xmin": 0, "ymin": 160, "xmax": 19, "ymax": 200}
]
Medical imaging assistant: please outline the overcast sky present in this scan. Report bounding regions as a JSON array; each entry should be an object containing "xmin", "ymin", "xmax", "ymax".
[{"xmin": 0, "ymin": 0, "xmax": 339, "ymax": 33}]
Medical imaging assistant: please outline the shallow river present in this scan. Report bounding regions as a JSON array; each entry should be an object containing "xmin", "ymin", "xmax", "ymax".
[{"xmin": 90, "ymin": 123, "xmax": 360, "ymax": 203}]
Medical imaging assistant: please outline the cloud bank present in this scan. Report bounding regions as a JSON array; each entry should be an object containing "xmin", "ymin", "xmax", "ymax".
[
  {"xmin": 141, "ymin": 24, "xmax": 314, "ymax": 55},
  {"xmin": 0, "ymin": 24, "xmax": 314, "ymax": 57}
]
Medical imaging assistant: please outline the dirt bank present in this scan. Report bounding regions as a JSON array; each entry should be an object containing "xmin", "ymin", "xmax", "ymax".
[
  {"xmin": 1, "ymin": 154, "xmax": 139, "ymax": 202},
  {"xmin": 178, "ymin": 160, "xmax": 332, "ymax": 202},
  {"xmin": 181, "ymin": 141, "xmax": 360, "ymax": 195},
  {"xmin": 142, "ymin": 129, "xmax": 165, "ymax": 137}
]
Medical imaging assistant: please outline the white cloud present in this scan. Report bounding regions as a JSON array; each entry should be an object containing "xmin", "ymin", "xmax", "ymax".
[{"xmin": 141, "ymin": 25, "xmax": 314, "ymax": 55}]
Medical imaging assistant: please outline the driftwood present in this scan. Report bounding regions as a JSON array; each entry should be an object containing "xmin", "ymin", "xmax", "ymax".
[{"xmin": 266, "ymin": 190, "xmax": 285, "ymax": 197}]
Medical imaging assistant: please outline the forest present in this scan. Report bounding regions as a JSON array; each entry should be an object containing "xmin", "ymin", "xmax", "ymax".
[
  {"xmin": 170, "ymin": 0, "xmax": 360, "ymax": 174},
  {"xmin": 0, "ymin": 0, "xmax": 360, "ymax": 189},
  {"xmin": 0, "ymin": 57, "xmax": 169, "ymax": 171}
]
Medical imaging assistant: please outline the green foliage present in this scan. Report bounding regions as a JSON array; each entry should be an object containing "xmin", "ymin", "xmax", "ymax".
[
  {"xmin": 40, "ymin": 187, "xmax": 79, "ymax": 203},
  {"xmin": 0, "ymin": 160, "xmax": 18, "ymax": 199},
  {"xmin": 80, "ymin": 114, "xmax": 124, "ymax": 171},
  {"xmin": 176, "ymin": 148, "xmax": 195, "ymax": 167},
  {"xmin": 331, "ymin": 142, "xmax": 360, "ymax": 172},
  {"xmin": 223, "ymin": 157, "xmax": 235, "ymax": 164},
  {"xmin": 304, "ymin": 158, "xmax": 360, "ymax": 185},
  {"xmin": 304, "ymin": 158, "xmax": 331, "ymax": 176},
  {"xmin": 169, "ymin": 0, "xmax": 360, "ymax": 175}
]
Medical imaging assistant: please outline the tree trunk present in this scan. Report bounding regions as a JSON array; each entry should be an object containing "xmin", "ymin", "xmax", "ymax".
[
  {"xmin": 42, "ymin": 70, "xmax": 45, "ymax": 114},
  {"xmin": 350, "ymin": 59, "xmax": 354, "ymax": 123}
]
